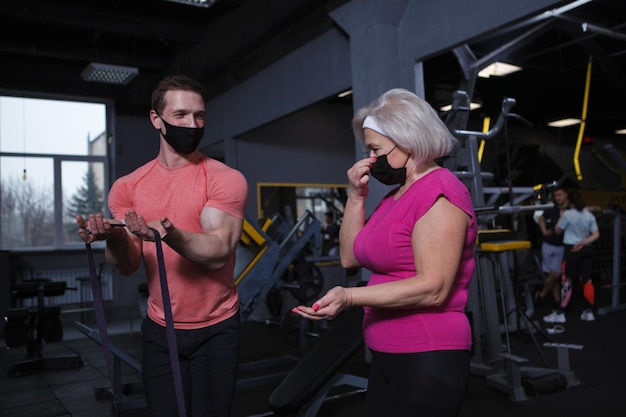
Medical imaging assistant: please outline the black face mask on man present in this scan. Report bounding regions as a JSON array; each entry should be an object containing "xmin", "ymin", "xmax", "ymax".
[
  {"xmin": 156, "ymin": 113, "xmax": 204, "ymax": 154},
  {"xmin": 371, "ymin": 146, "xmax": 410, "ymax": 185}
]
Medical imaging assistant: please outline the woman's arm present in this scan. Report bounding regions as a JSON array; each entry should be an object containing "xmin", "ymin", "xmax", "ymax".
[
  {"xmin": 339, "ymin": 195, "xmax": 367, "ymax": 268},
  {"xmin": 294, "ymin": 197, "xmax": 470, "ymax": 319},
  {"xmin": 348, "ymin": 197, "xmax": 467, "ymax": 308},
  {"xmin": 572, "ymin": 229, "xmax": 600, "ymax": 252},
  {"xmin": 339, "ymin": 157, "xmax": 376, "ymax": 268}
]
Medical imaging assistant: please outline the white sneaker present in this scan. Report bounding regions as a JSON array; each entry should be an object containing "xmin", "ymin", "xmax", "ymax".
[
  {"xmin": 543, "ymin": 311, "xmax": 566, "ymax": 323},
  {"xmin": 581, "ymin": 310, "xmax": 595, "ymax": 321},
  {"xmin": 546, "ymin": 325, "xmax": 565, "ymax": 335}
]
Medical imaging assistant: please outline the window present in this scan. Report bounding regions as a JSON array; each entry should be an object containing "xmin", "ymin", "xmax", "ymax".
[{"xmin": 0, "ymin": 95, "xmax": 110, "ymax": 250}]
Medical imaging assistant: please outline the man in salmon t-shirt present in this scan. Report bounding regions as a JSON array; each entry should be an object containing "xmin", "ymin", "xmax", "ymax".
[{"xmin": 76, "ymin": 74, "xmax": 248, "ymax": 417}]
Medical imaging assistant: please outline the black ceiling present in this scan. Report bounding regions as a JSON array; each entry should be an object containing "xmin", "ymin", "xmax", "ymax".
[
  {"xmin": 0, "ymin": 0, "xmax": 347, "ymax": 115},
  {"xmin": 424, "ymin": 0, "xmax": 626, "ymax": 138},
  {"xmin": 1, "ymin": 0, "xmax": 625, "ymax": 137}
]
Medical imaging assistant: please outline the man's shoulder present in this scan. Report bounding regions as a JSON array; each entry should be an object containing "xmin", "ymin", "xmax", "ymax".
[
  {"xmin": 200, "ymin": 156, "xmax": 246, "ymax": 181},
  {"xmin": 113, "ymin": 158, "xmax": 157, "ymax": 184},
  {"xmin": 199, "ymin": 154, "xmax": 236, "ymax": 171}
]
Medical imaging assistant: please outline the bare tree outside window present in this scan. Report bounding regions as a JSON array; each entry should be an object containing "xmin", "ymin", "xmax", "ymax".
[
  {"xmin": 0, "ymin": 176, "xmax": 55, "ymax": 247},
  {"xmin": 0, "ymin": 95, "xmax": 108, "ymax": 250}
]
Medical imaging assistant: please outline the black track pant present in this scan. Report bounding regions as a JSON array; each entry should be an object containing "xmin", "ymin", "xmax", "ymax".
[
  {"xmin": 141, "ymin": 311, "xmax": 241, "ymax": 417},
  {"xmin": 367, "ymin": 349, "xmax": 470, "ymax": 417}
]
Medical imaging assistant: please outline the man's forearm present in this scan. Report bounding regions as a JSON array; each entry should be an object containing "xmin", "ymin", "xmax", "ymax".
[{"xmin": 105, "ymin": 231, "xmax": 141, "ymax": 276}]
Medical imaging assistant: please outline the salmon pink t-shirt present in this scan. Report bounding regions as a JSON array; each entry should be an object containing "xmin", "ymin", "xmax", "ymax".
[
  {"xmin": 353, "ymin": 168, "xmax": 476, "ymax": 353},
  {"xmin": 108, "ymin": 153, "xmax": 248, "ymax": 330}
]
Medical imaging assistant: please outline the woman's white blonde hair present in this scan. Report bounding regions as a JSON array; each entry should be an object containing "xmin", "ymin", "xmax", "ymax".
[{"xmin": 352, "ymin": 88, "xmax": 458, "ymax": 165}]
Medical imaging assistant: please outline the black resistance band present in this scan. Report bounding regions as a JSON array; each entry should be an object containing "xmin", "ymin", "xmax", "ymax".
[
  {"xmin": 85, "ymin": 243, "xmax": 119, "ymax": 415},
  {"xmin": 85, "ymin": 228, "xmax": 187, "ymax": 417}
]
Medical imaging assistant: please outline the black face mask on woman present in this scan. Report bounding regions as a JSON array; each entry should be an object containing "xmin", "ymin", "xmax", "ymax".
[
  {"xmin": 371, "ymin": 146, "xmax": 409, "ymax": 185},
  {"xmin": 157, "ymin": 113, "xmax": 205, "ymax": 154}
]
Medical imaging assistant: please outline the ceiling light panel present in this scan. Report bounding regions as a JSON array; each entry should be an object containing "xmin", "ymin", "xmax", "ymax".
[
  {"xmin": 478, "ymin": 62, "xmax": 523, "ymax": 78},
  {"xmin": 162, "ymin": 0, "xmax": 215, "ymax": 7},
  {"xmin": 440, "ymin": 102, "xmax": 482, "ymax": 112},
  {"xmin": 547, "ymin": 118, "xmax": 582, "ymax": 128},
  {"xmin": 81, "ymin": 63, "xmax": 139, "ymax": 85}
]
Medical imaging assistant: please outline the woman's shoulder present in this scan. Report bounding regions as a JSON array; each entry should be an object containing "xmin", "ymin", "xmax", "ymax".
[
  {"xmin": 403, "ymin": 169, "xmax": 472, "ymax": 210},
  {"xmin": 426, "ymin": 168, "xmax": 472, "ymax": 200}
]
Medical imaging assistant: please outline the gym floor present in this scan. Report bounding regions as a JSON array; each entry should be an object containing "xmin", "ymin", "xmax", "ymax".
[{"xmin": 1, "ymin": 285, "xmax": 626, "ymax": 417}]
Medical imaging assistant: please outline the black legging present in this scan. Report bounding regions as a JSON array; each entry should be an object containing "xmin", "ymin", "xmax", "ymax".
[
  {"xmin": 367, "ymin": 349, "xmax": 470, "ymax": 417},
  {"xmin": 563, "ymin": 245, "xmax": 593, "ymax": 282},
  {"xmin": 563, "ymin": 244, "xmax": 595, "ymax": 309},
  {"xmin": 141, "ymin": 312, "xmax": 241, "ymax": 417}
]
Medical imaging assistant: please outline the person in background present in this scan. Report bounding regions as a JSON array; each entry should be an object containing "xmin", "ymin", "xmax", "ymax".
[
  {"xmin": 76, "ymin": 74, "xmax": 248, "ymax": 417},
  {"xmin": 543, "ymin": 190, "xmax": 599, "ymax": 323},
  {"xmin": 292, "ymin": 88, "xmax": 477, "ymax": 417},
  {"xmin": 321, "ymin": 211, "xmax": 340, "ymax": 257},
  {"xmin": 535, "ymin": 186, "xmax": 569, "ymax": 315}
]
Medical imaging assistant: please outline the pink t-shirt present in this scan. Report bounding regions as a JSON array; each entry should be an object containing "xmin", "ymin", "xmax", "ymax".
[
  {"xmin": 108, "ymin": 153, "xmax": 248, "ymax": 330},
  {"xmin": 353, "ymin": 168, "xmax": 477, "ymax": 353}
]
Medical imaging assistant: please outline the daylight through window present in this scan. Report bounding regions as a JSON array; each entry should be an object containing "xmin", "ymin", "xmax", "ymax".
[{"xmin": 0, "ymin": 95, "xmax": 110, "ymax": 250}]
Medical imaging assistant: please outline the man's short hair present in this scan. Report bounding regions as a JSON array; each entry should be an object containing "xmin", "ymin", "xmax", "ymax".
[{"xmin": 151, "ymin": 74, "xmax": 205, "ymax": 113}]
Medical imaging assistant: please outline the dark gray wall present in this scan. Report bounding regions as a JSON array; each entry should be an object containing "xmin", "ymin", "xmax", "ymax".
[
  {"xmin": 202, "ymin": 28, "xmax": 352, "ymax": 150},
  {"xmin": 235, "ymin": 102, "xmax": 355, "ymax": 220},
  {"xmin": 114, "ymin": 115, "xmax": 160, "ymax": 178}
]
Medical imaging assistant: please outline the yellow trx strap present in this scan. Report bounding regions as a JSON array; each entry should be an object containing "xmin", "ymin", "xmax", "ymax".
[
  {"xmin": 478, "ymin": 116, "xmax": 490, "ymax": 163},
  {"xmin": 574, "ymin": 59, "xmax": 593, "ymax": 181}
]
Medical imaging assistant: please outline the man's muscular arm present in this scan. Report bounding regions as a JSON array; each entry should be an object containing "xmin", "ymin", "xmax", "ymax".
[{"xmin": 162, "ymin": 207, "xmax": 243, "ymax": 269}]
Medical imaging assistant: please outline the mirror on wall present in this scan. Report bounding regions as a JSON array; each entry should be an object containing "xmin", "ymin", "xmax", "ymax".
[
  {"xmin": 257, "ymin": 183, "xmax": 347, "ymax": 222},
  {"xmin": 257, "ymin": 183, "xmax": 348, "ymax": 256}
]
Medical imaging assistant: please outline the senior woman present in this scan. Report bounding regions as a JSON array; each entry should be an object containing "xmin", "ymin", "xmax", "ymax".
[{"xmin": 292, "ymin": 88, "xmax": 477, "ymax": 417}]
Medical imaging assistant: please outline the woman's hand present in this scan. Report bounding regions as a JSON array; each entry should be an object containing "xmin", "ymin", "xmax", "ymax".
[
  {"xmin": 346, "ymin": 157, "xmax": 376, "ymax": 199},
  {"xmin": 291, "ymin": 286, "xmax": 352, "ymax": 320}
]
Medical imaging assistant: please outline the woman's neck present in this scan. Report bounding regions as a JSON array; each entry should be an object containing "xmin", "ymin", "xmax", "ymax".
[{"xmin": 394, "ymin": 160, "xmax": 439, "ymax": 198}]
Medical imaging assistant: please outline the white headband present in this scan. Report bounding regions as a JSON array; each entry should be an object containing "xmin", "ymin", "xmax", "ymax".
[{"xmin": 362, "ymin": 115, "xmax": 389, "ymax": 137}]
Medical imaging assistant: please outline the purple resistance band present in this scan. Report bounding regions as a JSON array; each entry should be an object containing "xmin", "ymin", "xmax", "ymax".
[{"xmin": 85, "ymin": 227, "xmax": 187, "ymax": 417}]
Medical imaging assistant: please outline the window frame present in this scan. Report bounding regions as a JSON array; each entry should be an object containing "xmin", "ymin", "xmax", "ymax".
[{"xmin": 0, "ymin": 91, "xmax": 114, "ymax": 251}]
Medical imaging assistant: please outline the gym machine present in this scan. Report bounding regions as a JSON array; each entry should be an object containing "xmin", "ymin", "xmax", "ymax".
[
  {"xmin": 597, "ymin": 207, "xmax": 626, "ymax": 316},
  {"xmin": 236, "ymin": 210, "xmax": 324, "ymax": 323},
  {"xmin": 268, "ymin": 307, "xmax": 367, "ymax": 417},
  {"xmin": 448, "ymin": 90, "xmax": 581, "ymax": 401},
  {"xmin": 4, "ymin": 279, "xmax": 83, "ymax": 377}
]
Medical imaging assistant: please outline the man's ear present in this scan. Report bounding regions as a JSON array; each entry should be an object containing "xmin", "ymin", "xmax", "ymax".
[{"xmin": 149, "ymin": 110, "xmax": 162, "ymax": 130}]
